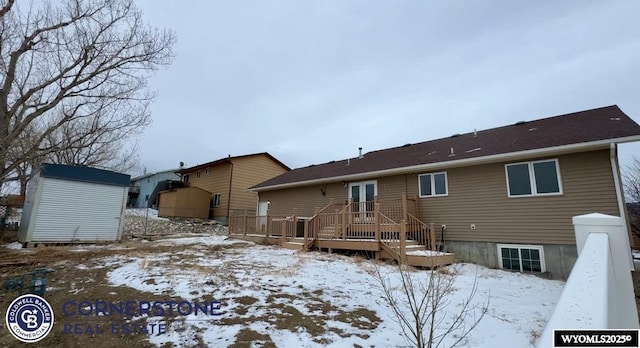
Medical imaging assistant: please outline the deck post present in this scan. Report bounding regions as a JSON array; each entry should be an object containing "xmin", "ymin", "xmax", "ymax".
[
  {"xmin": 429, "ymin": 222, "xmax": 436, "ymax": 251},
  {"xmin": 401, "ymin": 192, "xmax": 408, "ymax": 222},
  {"xmin": 341, "ymin": 206, "xmax": 347, "ymax": 239},
  {"xmin": 400, "ymin": 220, "xmax": 407, "ymax": 263},
  {"xmin": 374, "ymin": 203, "xmax": 381, "ymax": 242},
  {"xmin": 265, "ymin": 208, "xmax": 270, "ymax": 237},
  {"xmin": 291, "ymin": 213, "xmax": 297, "ymax": 242},
  {"xmin": 314, "ymin": 207, "xmax": 320, "ymax": 238},
  {"xmin": 242, "ymin": 209, "xmax": 247, "ymax": 236},
  {"xmin": 412, "ymin": 195, "xmax": 419, "ymax": 217},
  {"xmin": 303, "ymin": 220, "xmax": 309, "ymax": 250}
]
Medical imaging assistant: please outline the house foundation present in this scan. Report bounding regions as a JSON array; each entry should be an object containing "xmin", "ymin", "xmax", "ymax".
[{"xmin": 443, "ymin": 241, "xmax": 578, "ymax": 280}]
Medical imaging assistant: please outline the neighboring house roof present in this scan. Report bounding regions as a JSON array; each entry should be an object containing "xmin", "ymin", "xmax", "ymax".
[
  {"xmin": 252, "ymin": 105, "xmax": 640, "ymax": 191},
  {"xmin": 131, "ymin": 168, "xmax": 180, "ymax": 182},
  {"xmin": 177, "ymin": 152, "xmax": 291, "ymax": 174},
  {"xmin": 38, "ymin": 163, "xmax": 130, "ymax": 187}
]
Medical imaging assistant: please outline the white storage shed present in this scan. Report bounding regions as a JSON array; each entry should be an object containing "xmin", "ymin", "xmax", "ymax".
[{"xmin": 19, "ymin": 164, "xmax": 130, "ymax": 244}]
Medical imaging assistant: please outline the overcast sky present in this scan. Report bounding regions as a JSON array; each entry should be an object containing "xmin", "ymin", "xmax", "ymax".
[{"xmin": 134, "ymin": 0, "xmax": 640, "ymax": 173}]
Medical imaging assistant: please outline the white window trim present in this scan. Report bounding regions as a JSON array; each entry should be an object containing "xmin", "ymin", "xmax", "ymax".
[
  {"xmin": 505, "ymin": 159, "xmax": 563, "ymax": 198},
  {"xmin": 418, "ymin": 172, "xmax": 448, "ymax": 198},
  {"xmin": 205, "ymin": 167, "xmax": 210, "ymax": 174},
  {"xmin": 196, "ymin": 170, "xmax": 201, "ymax": 179},
  {"xmin": 497, "ymin": 243, "xmax": 546, "ymax": 273}
]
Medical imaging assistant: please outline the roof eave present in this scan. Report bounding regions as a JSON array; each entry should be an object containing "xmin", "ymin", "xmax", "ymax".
[{"xmin": 252, "ymin": 135, "xmax": 640, "ymax": 192}]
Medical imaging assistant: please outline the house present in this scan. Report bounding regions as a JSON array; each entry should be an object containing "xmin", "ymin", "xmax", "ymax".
[
  {"xmin": 19, "ymin": 163, "xmax": 130, "ymax": 244},
  {"xmin": 248, "ymin": 105, "xmax": 640, "ymax": 279},
  {"xmin": 159, "ymin": 153, "xmax": 290, "ymax": 223},
  {"xmin": 128, "ymin": 169, "xmax": 179, "ymax": 208}
]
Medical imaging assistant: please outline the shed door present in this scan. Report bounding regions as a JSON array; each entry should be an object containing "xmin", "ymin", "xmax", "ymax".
[{"xmin": 31, "ymin": 178, "xmax": 125, "ymax": 242}]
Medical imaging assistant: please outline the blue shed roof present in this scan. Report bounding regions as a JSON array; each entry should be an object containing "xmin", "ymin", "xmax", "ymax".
[{"xmin": 38, "ymin": 163, "xmax": 130, "ymax": 187}]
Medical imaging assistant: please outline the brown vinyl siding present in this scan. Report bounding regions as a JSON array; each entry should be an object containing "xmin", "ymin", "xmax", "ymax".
[
  {"xmin": 185, "ymin": 163, "xmax": 232, "ymax": 219},
  {"xmin": 259, "ymin": 149, "xmax": 619, "ymax": 246},
  {"xmin": 229, "ymin": 155, "xmax": 290, "ymax": 213},
  {"xmin": 418, "ymin": 149, "xmax": 618, "ymax": 245},
  {"xmin": 259, "ymin": 182, "xmax": 348, "ymax": 217},
  {"xmin": 178, "ymin": 154, "xmax": 289, "ymax": 221}
]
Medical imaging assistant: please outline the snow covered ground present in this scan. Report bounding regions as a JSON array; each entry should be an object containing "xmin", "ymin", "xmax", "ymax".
[{"xmin": 95, "ymin": 235, "xmax": 563, "ymax": 347}]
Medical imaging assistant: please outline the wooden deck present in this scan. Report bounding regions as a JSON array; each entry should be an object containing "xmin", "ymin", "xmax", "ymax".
[{"xmin": 228, "ymin": 194, "xmax": 455, "ymax": 268}]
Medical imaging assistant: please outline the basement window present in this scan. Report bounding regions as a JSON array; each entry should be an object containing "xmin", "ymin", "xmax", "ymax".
[
  {"xmin": 505, "ymin": 159, "xmax": 562, "ymax": 197},
  {"xmin": 418, "ymin": 172, "xmax": 448, "ymax": 197},
  {"xmin": 497, "ymin": 244, "xmax": 545, "ymax": 273},
  {"xmin": 213, "ymin": 193, "xmax": 221, "ymax": 207}
]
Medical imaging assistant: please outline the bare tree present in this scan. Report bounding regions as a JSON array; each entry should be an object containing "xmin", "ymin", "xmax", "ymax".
[
  {"xmin": 623, "ymin": 156, "xmax": 640, "ymax": 239},
  {"xmin": 374, "ymin": 262, "xmax": 489, "ymax": 348},
  {"xmin": 624, "ymin": 157, "xmax": 640, "ymax": 203},
  {"xmin": 0, "ymin": 0, "xmax": 175, "ymax": 191}
]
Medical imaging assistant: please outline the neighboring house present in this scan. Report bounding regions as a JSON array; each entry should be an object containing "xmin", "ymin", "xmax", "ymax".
[
  {"xmin": 160, "ymin": 153, "xmax": 289, "ymax": 223},
  {"xmin": 128, "ymin": 169, "xmax": 180, "ymax": 208},
  {"xmin": 19, "ymin": 163, "xmax": 130, "ymax": 244},
  {"xmin": 250, "ymin": 105, "xmax": 640, "ymax": 279}
]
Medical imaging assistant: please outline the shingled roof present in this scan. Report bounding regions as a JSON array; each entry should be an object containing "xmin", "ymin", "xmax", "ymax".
[
  {"xmin": 252, "ymin": 105, "xmax": 640, "ymax": 191},
  {"xmin": 177, "ymin": 152, "xmax": 290, "ymax": 174}
]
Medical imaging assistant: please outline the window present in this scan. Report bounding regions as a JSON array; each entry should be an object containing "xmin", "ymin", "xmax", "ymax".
[
  {"xmin": 213, "ymin": 193, "xmax": 221, "ymax": 207},
  {"xmin": 418, "ymin": 172, "xmax": 448, "ymax": 197},
  {"xmin": 182, "ymin": 174, "xmax": 189, "ymax": 184},
  {"xmin": 497, "ymin": 244, "xmax": 545, "ymax": 273},
  {"xmin": 196, "ymin": 170, "xmax": 201, "ymax": 179},
  {"xmin": 505, "ymin": 159, "xmax": 561, "ymax": 197},
  {"xmin": 205, "ymin": 167, "xmax": 210, "ymax": 174},
  {"xmin": 145, "ymin": 194, "xmax": 149, "ymax": 202}
]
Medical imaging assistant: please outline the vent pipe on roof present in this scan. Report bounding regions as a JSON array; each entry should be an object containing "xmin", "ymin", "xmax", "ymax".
[
  {"xmin": 347, "ymin": 158, "xmax": 350, "ymax": 165},
  {"xmin": 473, "ymin": 129, "xmax": 477, "ymax": 137},
  {"xmin": 358, "ymin": 147, "xmax": 363, "ymax": 159},
  {"xmin": 449, "ymin": 147, "xmax": 455, "ymax": 157}
]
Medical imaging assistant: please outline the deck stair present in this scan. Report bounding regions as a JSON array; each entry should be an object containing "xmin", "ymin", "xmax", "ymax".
[{"xmin": 283, "ymin": 238, "xmax": 305, "ymax": 251}]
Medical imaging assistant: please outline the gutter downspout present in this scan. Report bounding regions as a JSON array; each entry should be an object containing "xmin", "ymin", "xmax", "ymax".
[
  {"xmin": 226, "ymin": 161, "xmax": 234, "ymax": 225},
  {"xmin": 610, "ymin": 142, "xmax": 634, "ymax": 270}
]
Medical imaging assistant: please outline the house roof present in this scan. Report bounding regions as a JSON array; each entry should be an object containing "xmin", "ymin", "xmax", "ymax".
[
  {"xmin": 252, "ymin": 105, "xmax": 640, "ymax": 191},
  {"xmin": 177, "ymin": 152, "xmax": 290, "ymax": 174},
  {"xmin": 131, "ymin": 168, "xmax": 180, "ymax": 182},
  {"xmin": 39, "ymin": 163, "xmax": 130, "ymax": 187}
]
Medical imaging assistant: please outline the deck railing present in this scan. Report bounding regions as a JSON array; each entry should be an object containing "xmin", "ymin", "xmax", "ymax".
[
  {"xmin": 228, "ymin": 211, "xmax": 296, "ymax": 240},
  {"xmin": 229, "ymin": 193, "xmax": 433, "ymax": 260},
  {"xmin": 406, "ymin": 213, "xmax": 436, "ymax": 251},
  {"xmin": 536, "ymin": 213, "xmax": 639, "ymax": 347}
]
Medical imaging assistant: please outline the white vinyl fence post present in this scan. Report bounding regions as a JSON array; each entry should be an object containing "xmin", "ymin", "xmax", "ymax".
[{"xmin": 572, "ymin": 213, "xmax": 638, "ymax": 328}]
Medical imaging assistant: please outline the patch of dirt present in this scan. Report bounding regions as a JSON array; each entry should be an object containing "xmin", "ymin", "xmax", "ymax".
[{"xmin": 229, "ymin": 328, "xmax": 276, "ymax": 348}]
